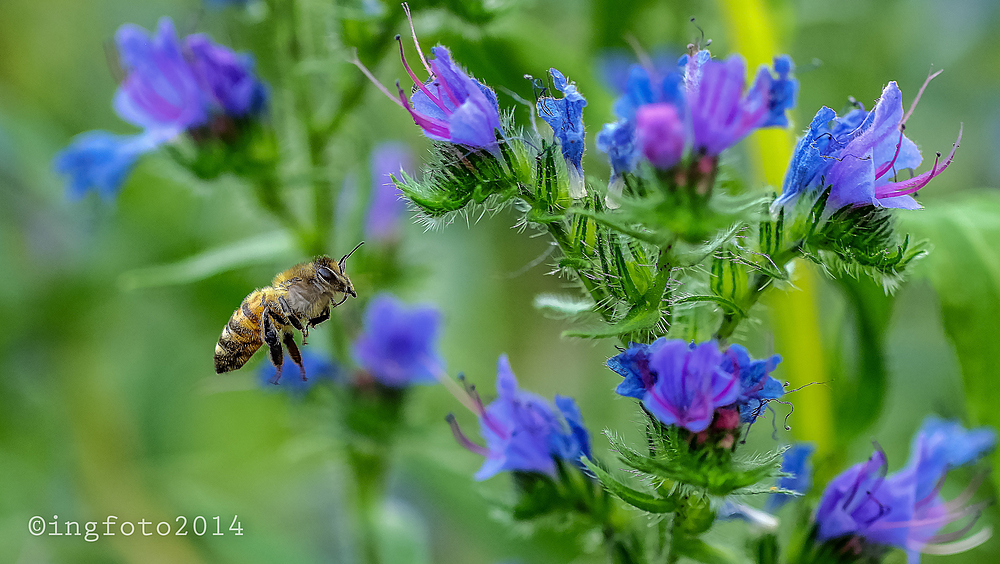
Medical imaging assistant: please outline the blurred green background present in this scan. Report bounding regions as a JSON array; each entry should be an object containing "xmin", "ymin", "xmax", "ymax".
[{"xmin": 1, "ymin": 0, "xmax": 999, "ymax": 562}]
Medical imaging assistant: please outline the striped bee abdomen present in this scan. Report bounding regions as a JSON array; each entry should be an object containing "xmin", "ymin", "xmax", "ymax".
[{"xmin": 214, "ymin": 290, "xmax": 266, "ymax": 373}]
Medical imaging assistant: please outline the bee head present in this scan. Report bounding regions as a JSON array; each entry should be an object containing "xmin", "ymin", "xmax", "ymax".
[{"xmin": 315, "ymin": 242, "xmax": 363, "ymax": 298}]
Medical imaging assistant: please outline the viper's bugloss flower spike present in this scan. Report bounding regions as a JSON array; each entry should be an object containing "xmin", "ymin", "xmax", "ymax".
[
  {"xmin": 447, "ymin": 355, "xmax": 592, "ymax": 481},
  {"xmin": 53, "ymin": 131, "xmax": 159, "ymax": 199},
  {"xmin": 641, "ymin": 340, "xmax": 740, "ymax": 433},
  {"xmin": 365, "ymin": 142, "xmax": 413, "ymax": 243},
  {"xmin": 537, "ymin": 68, "xmax": 588, "ymax": 198},
  {"xmin": 777, "ymin": 74, "xmax": 961, "ymax": 211},
  {"xmin": 351, "ymin": 6, "xmax": 501, "ymax": 150},
  {"xmin": 765, "ymin": 443, "xmax": 815, "ymax": 512},
  {"xmin": 54, "ymin": 17, "xmax": 270, "ymax": 197},
  {"xmin": 720, "ymin": 344, "xmax": 784, "ymax": 424},
  {"xmin": 352, "ymin": 294, "xmax": 444, "ymax": 387},
  {"xmin": 258, "ymin": 351, "xmax": 339, "ymax": 394},
  {"xmin": 813, "ymin": 418, "xmax": 996, "ymax": 562}
]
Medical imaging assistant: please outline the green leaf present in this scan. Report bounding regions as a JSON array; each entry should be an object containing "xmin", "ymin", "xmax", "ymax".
[
  {"xmin": 900, "ymin": 191, "xmax": 1000, "ymax": 490},
  {"xmin": 118, "ymin": 231, "xmax": 295, "ymax": 290},
  {"xmin": 582, "ymin": 458, "xmax": 678, "ymax": 514}
]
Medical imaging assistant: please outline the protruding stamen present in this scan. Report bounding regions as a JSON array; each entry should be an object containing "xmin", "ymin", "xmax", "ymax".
[
  {"xmin": 395, "ymin": 80, "xmax": 450, "ymax": 137},
  {"xmin": 425, "ymin": 359, "xmax": 481, "ymax": 415},
  {"xmin": 875, "ymin": 128, "xmax": 906, "ymax": 180},
  {"xmin": 902, "ymin": 68, "xmax": 944, "ymax": 127},
  {"xmin": 402, "ymin": 2, "xmax": 433, "ymax": 76},
  {"xmin": 349, "ymin": 49, "xmax": 405, "ymax": 108},
  {"xmin": 446, "ymin": 413, "xmax": 489, "ymax": 456},
  {"xmin": 920, "ymin": 526, "xmax": 993, "ymax": 556},
  {"xmin": 396, "ymin": 37, "xmax": 450, "ymax": 115},
  {"xmin": 876, "ymin": 124, "xmax": 962, "ymax": 198}
]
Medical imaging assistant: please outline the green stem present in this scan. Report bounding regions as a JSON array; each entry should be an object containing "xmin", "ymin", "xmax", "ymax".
[
  {"xmin": 347, "ymin": 446, "xmax": 386, "ymax": 564},
  {"xmin": 715, "ymin": 242, "xmax": 802, "ymax": 341}
]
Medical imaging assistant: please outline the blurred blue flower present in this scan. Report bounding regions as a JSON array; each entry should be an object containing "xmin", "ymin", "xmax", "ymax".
[
  {"xmin": 352, "ymin": 294, "xmax": 444, "ymax": 387},
  {"xmin": 365, "ymin": 142, "xmax": 413, "ymax": 243},
  {"xmin": 53, "ymin": 131, "xmax": 158, "ymax": 199},
  {"xmin": 635, "ymin": 102, "xmax": 685, "ymax": 170},
  {"xmin": 54, "ymin": 17, "xmax": 270, "ymax": 199},
  {"xmin": 814, "ymin": 418, "xmax": 996, "ymax": 562},
  {"xmin": 186, "ymin": 34, "xmax": 269, "ymax": 118},
  {"xmin": 537, "ymin": 68, "xmax": 588, "ymax": 197},
  {"xmin": 448, "ymin": 355, "xmax": 592, "ymax": 481},
  {"xmin": 114, "ymin": 18, "xmax": 207, "ymax": 136},
  {"xmin": 595, "ymin": 119, "xmax": 640, "ymax": 178},
  {"xmin": 776, "ymin": 80, "xmax": 961, "ymax": 211},
  {"xmin": 718, "ymin": 500, "xmax": 778, "ymax": 530},
  {"xmin": 258, "ymin": 351, "xmax": 339, "ymax": 393},
  {"xmin": 720, "ymin": 344, "xmax": 784, "ymax": 424},
  {"xmin": 765, "ymin": 443, "xmax": 814, "ymax": 512},
  {"xmin": 641, "ymin": 339, "xmax": 740, "ymax": 433}
]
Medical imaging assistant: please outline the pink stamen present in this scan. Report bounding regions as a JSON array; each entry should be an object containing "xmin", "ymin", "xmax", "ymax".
[
  {"xmin": 396, "ymin": 36, "xmax": 450, "ymax": 115},
  {"xmin": 446, "ymin": 413, "xmax": 489, "ymax": 456},
  {"xmin": 876, "ymin": 124, "xmax": 962, "ymax": 198},
  {"xmin": 902, "ymin": 69, "xmax": 944, "ymax": 127},
  {"xmin": 396, "ymin": 81, "xmax": 450, "ymax": 137},
  {"xmin": 348, "ymin": 50, "xmax": 405, "ymax": 108},
  {"xmin": 402, "ymin": 2, "xmax": 433, "ymax": 76},
  {"xmin": 432, "ymin": 60, "xmax": 462, "ymax": 107},
  {"xmin": 875, "ymin": 128, "xmax": 905, "ymax": 181}
]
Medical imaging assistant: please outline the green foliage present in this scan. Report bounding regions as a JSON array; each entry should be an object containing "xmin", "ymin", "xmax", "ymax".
[{"xmin": 901, "ymin": 192, "xmax": 1000, "ymax": 491}]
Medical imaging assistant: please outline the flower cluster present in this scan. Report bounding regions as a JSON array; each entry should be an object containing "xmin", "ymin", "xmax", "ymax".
[
  {"xmin": 448, "ymin": 355, "xmax": 591, "ymax": 481},
  {"xmin": 596, "ymin": 49, "xmax": 797, "ymax": 202},
  {"xmin": 775, "ymin": 78, "xmax": 962, "ymax": 211},
  {"xmin": 608, "ymin": 338, "xmax": 784, "ymax": 432},
  {"xmin": 54, "ymin": 17, "xmax": 268, "ymax": 199},
  {"xmin": 814, "ymin": 417, "xmax": 996, "ymax": 562}
]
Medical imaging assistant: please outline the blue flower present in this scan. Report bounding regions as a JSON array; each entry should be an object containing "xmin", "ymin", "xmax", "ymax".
[
  {"xmin": 258, "ymin": 351, "xmax": 339, "ymax": 393},
  {"xmin": 353, "ymin": 11, "xmax": 501, "ymax": 150},
  {"xmin": 765, "ymin": 443, "xmax": 814, "ymax": 512},
  {"xmin": 186, "ymin": 34, "xmax": 269, "ymax": 119},
  {"xmin": 596, "ymin": 49, "xmax": 797, "ymax": 176},
  {"xmin": 776, "ymin": 80, "xmax": 961, "ymax": 211},
  {"xmin": 537, "ymin": 68, "xmax": 588, "ymax": 198},
  {"xmin": 718, "ymin": 500, "xmax": 778, "ymax": 530},
  {"xmin": 638, "ymin": 339, "xmax": 740, "ymax": 433},
  {"xmin": 54, "ymin": 17, "xmax": 270, "ymax": 199},
  {"xmin": 720, "ymin": 344, "xmax": 784, "ymax": 423},
  {"xmin": 607, "ymin": 339, "xmax": 664, "ymax": 400},
  {"xmin": 113, "ymin": 18, "xmax": 207, "ymax": 136},
  {"xmin": 448, "ymin": 355, "xmax": 592, "ymax": 481},
  {"xmin": 814, "ymin": 418, "xmax": 996, "ymax": 562},
  {"xmin": 53, "ymin": 131, "xmax": 159, "ymax": 199},
  {"xmin": 595, "ymin": 119, "xmax": 640, "ymax": 178},
  {"xmin": 352, "ymin": 294, "xmax": 444, "ymax": 387},
  {"xmin": 364, "ymin": 142, "xmax": 413, "ymax": 243}
]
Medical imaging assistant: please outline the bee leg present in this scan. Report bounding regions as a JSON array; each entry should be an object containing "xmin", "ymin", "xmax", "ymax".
[
  {"xmin": 262, "ymin": 311, "xmax": 284, "ymax": 384},
  {"xmin": 282, "ymin": 332, "xmax": 307, "ymax": 381},
  {"xmin": 308, "ymin": 305, "xmax": 330, "ymax": 328}
]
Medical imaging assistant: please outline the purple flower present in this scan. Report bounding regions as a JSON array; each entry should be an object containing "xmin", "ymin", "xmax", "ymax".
[
  {"xmin": 607, "ymin": 339, "xmax": 664, "ymax": 400},
  {"xmin": 352, "ymin": 294, "xmax": 444, "ymax": 387},
  {"xmin": 352, "ymin": 9, "xmax": 501, "ymax": 150},
  {"xmin": 55, "ymin": 17, "xmax": 270, "ymax": 198},
  {"xmin": 765, "ymin": 443, "xmax": 814, "ymax": 512},
  {"xmin": 114, "ymin": 18, "xmax": 207, "ymax": 136},
  {"xmin": 365, "ymin": 142, "xmax": 414, "ymax": 243},
  {"xmin": 596, "ymin": 50, "xmax": 796, "ymax": 175},
  {"xmin": 720, "ymin": 344, "xmax": 784, "ymax": 423},
  {"xmin": 53, "ymin": 131, "xmax": 160, "ymax": 199},
  {"xmin": 636, "ymin": 103, "xmax": 684, "ymax": 170},
  {"xmin": 258, "ymin": 351, "xmax": 339, "ymax": 393},
  {"xmin": 814, "ymin": 418, "xmax": 995, "ymax": 562},
  {"xmin": 537, "ymin": 68, "xmax": 588, "ymax": 198},
  {"xmin": 776, "ymin": 79, "xmax": 961, "ymax": 211},
  {"xmin": 185, "ymin": 34, "xmax": 268, "ymax": 118},
  {"xmin": 631, "ymin": 339, "xmax": 740, "ymax": 433},
  {"xmin": 448, "ymin": 355, "xmax": 592, "ymax": 481}
]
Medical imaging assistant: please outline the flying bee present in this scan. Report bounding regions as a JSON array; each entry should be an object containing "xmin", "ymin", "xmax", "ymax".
[{"xmin": 214, "ymin": 242, "xmax": 363, "ymax": 383}]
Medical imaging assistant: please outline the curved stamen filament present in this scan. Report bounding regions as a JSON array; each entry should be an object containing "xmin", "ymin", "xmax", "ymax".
[
  {"xmin": 875, "ymin": 128, "xmax": 905, "ymax": 181},
  {"xmin": 396, "ymin": 82, "xmax": 450, "ymax": 137},
  {"xmin": 348, "ymin": 50, "xmax": 405, "ymax": 108},
  {"xmin": 446, "ymin": 413, "xmax": 489, "ymax": 456},
  {"xmin": 902, "ymin": 68, "xmax": 944, "ymax": 127},
  {"xmin": 396, "ymin": 36, "xmax": 450, "ymax": 115},
  {"xmin": 876, "ymin": 125, "xmax": 962, "ymax": 198},
  {"xmin": 402, "ymin": 2, "xmax": 433, "ymax": 76}
]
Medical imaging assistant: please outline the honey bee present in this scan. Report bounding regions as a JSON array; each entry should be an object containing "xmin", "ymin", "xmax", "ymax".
[{"xmin": 214, "ymin": 242, "xmax": 363, "ymax": 382}]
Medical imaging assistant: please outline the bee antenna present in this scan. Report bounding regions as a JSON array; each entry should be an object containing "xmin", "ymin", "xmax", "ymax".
[{"xmin": 340, "ymin": 241, "xmax": 365, "ymax": 270}]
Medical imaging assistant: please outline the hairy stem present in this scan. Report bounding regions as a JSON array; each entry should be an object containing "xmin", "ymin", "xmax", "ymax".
[{"xmin": 715, "ymin": 242, "xmax": 802, "ymax": 342}]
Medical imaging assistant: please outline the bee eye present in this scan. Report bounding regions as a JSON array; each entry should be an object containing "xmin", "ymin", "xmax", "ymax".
[{"xmin": 317, "ymin": 267, "xmax": 338, "ymax": 283}]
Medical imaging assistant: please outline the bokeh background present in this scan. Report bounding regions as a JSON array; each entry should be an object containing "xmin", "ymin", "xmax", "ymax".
[{"xmin": 1, "ymin": 0, "xmax": 999, "ymax": 562}]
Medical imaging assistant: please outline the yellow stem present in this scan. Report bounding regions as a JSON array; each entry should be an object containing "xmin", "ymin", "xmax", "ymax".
[{"xmin": 719, "ymin": 0, "xmax": 833, "ymax": 455}]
